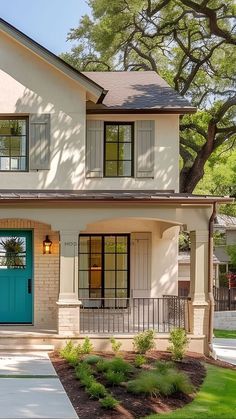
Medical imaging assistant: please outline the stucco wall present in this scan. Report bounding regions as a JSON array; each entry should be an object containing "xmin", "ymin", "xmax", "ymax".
[
  {"xmin": 214, "ymin": 311, "xmax": 236, "ymax": 330},
  {"xmin": 0, "ymin": 31, "xmax": 179, "ymax": 192}
]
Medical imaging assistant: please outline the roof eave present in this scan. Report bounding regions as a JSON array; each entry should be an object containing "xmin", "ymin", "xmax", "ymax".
[{"xmin": 86, "ymin": 107, "xmax": 197, "ymax": 115}]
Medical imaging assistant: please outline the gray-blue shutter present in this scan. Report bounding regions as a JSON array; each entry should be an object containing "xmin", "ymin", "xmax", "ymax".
[
  {"xmin": 135, "ymin": 120, "xmax": 155, "ymax": 178},
  {"xmin": 86, "ymin": 120, "xmax": 103, "ymax": 178},
  {"xmin": 29, "ymin": 114, "xmax": 50, "ymax": 170}
]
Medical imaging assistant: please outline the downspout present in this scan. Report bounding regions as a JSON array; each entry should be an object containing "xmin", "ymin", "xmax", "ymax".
[{"xmin": 208, "ymin": 202, "xmax": 217, "ymax": 355}]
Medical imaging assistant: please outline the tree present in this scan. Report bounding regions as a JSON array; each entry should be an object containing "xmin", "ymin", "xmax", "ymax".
[{"xmin": 62, "ymin": 0, "xmax": 236, "ymax": 193}]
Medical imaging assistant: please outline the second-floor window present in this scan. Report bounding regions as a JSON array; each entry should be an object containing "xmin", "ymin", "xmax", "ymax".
[
  {"xmin": 104, "ymin": 122, "xmax": 134, "ymax": 177},
  {"xmin": 0, "ymin": 117, "xmax": 28, "ymax": 171}
]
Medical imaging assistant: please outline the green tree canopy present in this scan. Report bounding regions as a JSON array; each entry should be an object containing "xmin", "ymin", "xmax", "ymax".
[{"xmin": 62, "ymin": 0, "xmax": 236, "ymax": 193}]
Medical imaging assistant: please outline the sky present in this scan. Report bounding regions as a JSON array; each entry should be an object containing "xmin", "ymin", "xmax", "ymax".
[{"xmin": 0, "ymin": 0, "xmax": 90, "ymax": 54}]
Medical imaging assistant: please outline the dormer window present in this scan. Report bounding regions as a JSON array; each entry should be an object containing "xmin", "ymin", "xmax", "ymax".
[
  {"xmin": 0, "ymin": 117, "xmax": 28, "ymax": 171},
  {"xmin": 104, "ymin": 122, "xmax": 134, "ymax": 177}
]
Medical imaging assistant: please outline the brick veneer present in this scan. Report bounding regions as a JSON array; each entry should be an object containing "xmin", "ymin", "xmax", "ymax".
[{"xmin": 0, "ymin": 219, "xmax": 59, "ymax": 329}]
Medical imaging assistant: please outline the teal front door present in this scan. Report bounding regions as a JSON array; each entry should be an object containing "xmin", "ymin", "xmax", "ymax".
[{"xmin": 0, "ymin": 230, "xmax": 33, "ymax": 323}]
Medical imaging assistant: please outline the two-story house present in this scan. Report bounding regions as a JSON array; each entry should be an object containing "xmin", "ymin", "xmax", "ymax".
[{"xmin": 0, "ymin": 18, "xmax": 231, "ymax": 354}]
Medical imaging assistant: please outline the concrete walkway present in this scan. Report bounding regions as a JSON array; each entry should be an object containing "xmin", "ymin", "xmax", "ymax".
[
  {"xmin": 213, "ymin": 338, "xmax": 236, "ymax": 365},
  {"xmin": 0, "ymin": 352, "xmax": 78, "ymax": 418}
]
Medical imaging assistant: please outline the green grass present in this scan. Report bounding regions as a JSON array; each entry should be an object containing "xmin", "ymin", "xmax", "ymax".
[
  {"xmin": 146, "ymin": 364, "xmax": 236, "ymax": 419},
  {"xmin": 214, "ymin": 329, "xmax": 236, "ymax": 339}
]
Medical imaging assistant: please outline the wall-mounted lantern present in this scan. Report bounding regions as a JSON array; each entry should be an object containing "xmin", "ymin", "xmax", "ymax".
[{"xmin": 43, "ymin": 235, "xmax": 52, "ymax": 254}]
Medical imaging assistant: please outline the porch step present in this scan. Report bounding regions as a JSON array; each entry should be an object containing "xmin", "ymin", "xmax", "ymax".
[{"xmin": 0, "ymin": 344, "xmax": 54, "ymax": 352}]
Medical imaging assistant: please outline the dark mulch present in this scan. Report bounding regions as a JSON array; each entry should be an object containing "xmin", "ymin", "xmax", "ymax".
[{"xmin": 50, "ymin": 351, "xmax": 207, "ymax": 419}]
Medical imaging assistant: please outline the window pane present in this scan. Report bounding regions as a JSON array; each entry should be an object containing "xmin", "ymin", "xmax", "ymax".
[
  {"xmin": 90, "ymin": 289, "xmax": 102, "ymax": 299},
  {"xmin": 79, "ymin": 253, "xmax": 89, "ymax": 270},
  {"xmin": 119, "ymin": 125, "xmax": 132, "ymax": 142},
  {"xmin": 78, "ymin": 271, "xmax": 89, "ymax": 288},
  {"xmin": 78, "ymin": 289, "xmax": 89, "ymax": 299},
  {"xmin": 91, "ymin": 269, "xmax": 102, "ymax": 289},
  {"xmin": 0, "ymin": 121, "xmax": 10, "ymax": 135},
  {"xmin": 117, "ymin": 254, "xmax": 127, "ymax": 270},
  {"xmin": 105, "ymin": 237, "xmax": 116, "ymax": 253},
  {"xmin": 104, "ymin": 254, "xmax": 115, "ymax": 270},
  {"xmin": 104, "ymin": 289, "xmax": 115, "ymax": 298},
  {"xmin": 90, "ymin": 237, "xmax": 102, "ymax": 254},
  {"xmin": 106, "ymin": 125, "xmax": 118, "ymax": 142},
  {"xmin": 117, "ymin": 289, "xmax": 128, "ymax": 298},
  {"xmin": 0, "ymin": 138, "xmax": 10, "ymax": 156},
  {"xmin": 11, "ymin": 137, "xmax": 26, "ymax": 156},
  {"xmin": 118, "ymin": 161, "xmax": 131, "ymax": 176},
  {"xmin": 117, "ymin": 271, "xmax": 127, "ymax": 288},
  {"xmin": 119, "ymin": 143, "xmax": 131, "ymax": 160},
  {"xmin": 0, "ymin": 157, "xmax": 10, "ymax": 170},
  {"xmin": 90, "ymin": 254, "xmax": 102, "ymax": 269},
  {"xmin": 105, "ymin": 161, "xmax": 117, "ymax": 176},
  {"xmin": 106, "ymin": 143, "xmax": 118, "ymax": 160},
  {"xmin": 104, "ymin": 271, "xmax": 115, "ymax": 288},
  {"xmin": 79, "ymin": 237, "xmax": 90, "ymax": 253},
  {"xmin": 117, "ymin": 236, "xmax": 127, "ymax": 253},
  {"xmin": 0, "ymin": 236, "xmax": 26, "ymax": 269}
]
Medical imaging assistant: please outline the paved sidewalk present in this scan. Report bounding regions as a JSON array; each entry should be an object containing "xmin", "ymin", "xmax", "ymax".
[
  {"xmin": 213, "ymin": 338, "xmax": 236, "ymax": 365},
  {"xmin": 0, "ymin": 352, "xmax": 78, "ymax": 418}
]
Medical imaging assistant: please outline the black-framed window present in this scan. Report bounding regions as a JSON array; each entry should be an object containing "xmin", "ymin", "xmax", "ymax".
[
  {"xmin": 78, "ymin": 234, "xmax": 130, "ymax": 305},
  {"xmin": 0, "ymin": 117, "xmax": 28, "ymax": 171},
  {"xmin": 104, "ymin": 122, "xmax": 134, "ymax": 177}
]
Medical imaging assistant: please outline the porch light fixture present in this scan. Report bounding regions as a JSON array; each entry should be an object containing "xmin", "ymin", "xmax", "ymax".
[{"xmin": 43, "ymin": 235, "xmax": 52, "ymax": 254}]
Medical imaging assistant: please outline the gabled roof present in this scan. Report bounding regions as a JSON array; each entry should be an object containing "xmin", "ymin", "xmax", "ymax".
[
  {"xmin": 83, "ymin": 71, "xmax": 196, "ymax": 114},
  {"xmin": 214, "ymin": 214, "xmax": 236, "ymax": 230},
  {"xmin": 0, "ymin": 18, "xmax": 106, "ymax": 102}
]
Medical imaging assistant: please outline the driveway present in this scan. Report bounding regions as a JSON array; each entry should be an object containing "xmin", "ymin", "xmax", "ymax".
[
  {"xmin": 0, "ymin": 352, "xmax": 78, "ymax": 418},
  {"xmin": 213, "ymin": 338, "xmax": 236, "ymax": 365}
]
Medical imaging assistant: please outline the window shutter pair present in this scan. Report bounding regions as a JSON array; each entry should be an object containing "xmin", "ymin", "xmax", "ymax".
[
  {"xmin": 86, "ymin": 120, "xmax": 155, "ymax": 178},
  {"xmin": 29, "ymin": 114, "xmax": 51, "ymax": 170}
]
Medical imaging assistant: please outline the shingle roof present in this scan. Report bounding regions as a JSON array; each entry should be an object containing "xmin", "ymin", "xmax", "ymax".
[
  {"xmin": 214, "ymin": 214, "xmax": 236, "ymax": 228},
  {"xmin": 83, "ymin": 71, "xmax": 196, "ymax": 114}
]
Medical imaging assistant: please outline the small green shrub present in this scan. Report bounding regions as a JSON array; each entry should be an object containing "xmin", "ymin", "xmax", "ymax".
[
  {"xmin": 81, "ymin": 336, "xmax": 94, "ymax": 354},
  {"xmin": 86, "ymin": 382, "xmax": 107, "ymax": 399},
  {"xmin": 133, "ymin": 330, "xmax": 155, "ymax": 354},
  {"xmin": 169, "ymin": 370, "xmax": 194, "ymax": 394},
  {"xmin": 75, "ymin": 363, "xmax": 94, "ymax": 386},
  {"xmin": 105, "ymin": 370, "xmax": 126, "ymax": 385},
  {"xmin": 96, "ymin": 359, "xmax": 110, "ymax": 372},
  {"xmin": 110, "ymin": 337, "xmax": 122, "ymax": 355},
  {"xmin": 168, "ymin": 328, "xmax": 189, "ymax": 361},
  {"xmin": 127, "ymin": 371, "xmax": 161, "ymax": 396},
  {"xmin": 60, "ymin": 341, "xmax": 80, "ymax": 366},
  {"xmin": 134, "ymin": 354, "xmax": 147, "ymax": 368},
  {"xmin": 83, "ymin": 354, "xmax": 102, "ymax": 365},
  {"xmin": 100, "ymin": 395, "xmax": 119, "ymax": 409},
  {"xmin": 79, "ymin": 373, "xmax": 95, "ymax": 388},
  {"xmin": 107, "ymin": 357, "xmax": 133, "ymax": 375},
  {"xmin": 154, "ymin": 360, "xmax": 174, "ymax": 373}
]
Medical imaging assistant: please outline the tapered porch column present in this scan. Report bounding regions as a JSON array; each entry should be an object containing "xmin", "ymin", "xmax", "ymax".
[
  {"xmin": 57, "ymin": 230, "xmax": 81, "ymax": 336},
  {"xmin": 189, "ymin": 231, "xmax": 209, "ymax": 349}
]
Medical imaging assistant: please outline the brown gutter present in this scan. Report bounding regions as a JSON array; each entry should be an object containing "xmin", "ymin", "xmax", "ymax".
[{"xmin": 208, "ymin": 202, "xmax": 217, "ymax": 353}]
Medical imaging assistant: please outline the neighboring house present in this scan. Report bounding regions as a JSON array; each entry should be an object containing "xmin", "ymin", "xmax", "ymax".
[
  {"xmin": 214, "ymin": 214, "xmax": 236, "ymax": 280},
  {"xmin": 0, "ymin": 18, "xmax": 232, "ymax": 354}
]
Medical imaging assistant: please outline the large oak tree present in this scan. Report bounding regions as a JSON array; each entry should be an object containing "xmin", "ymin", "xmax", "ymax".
[{"xmin": 62, "ymin": 0, "xmax": 236, "ymax": 193}]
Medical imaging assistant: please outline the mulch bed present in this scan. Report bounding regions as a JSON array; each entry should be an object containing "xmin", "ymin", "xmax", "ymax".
[{"xmin": 50, "ymin": 351, "xmax": 208, "ymax": 419}]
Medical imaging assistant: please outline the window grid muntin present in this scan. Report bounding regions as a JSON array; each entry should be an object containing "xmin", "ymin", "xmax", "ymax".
[
  {"xmin": 0, "ymin": 116, "xmax": 28, "ymax": 172},
  {"xmin": 104, "ymin": 122, "xmax": 134, "ymax": 177}
]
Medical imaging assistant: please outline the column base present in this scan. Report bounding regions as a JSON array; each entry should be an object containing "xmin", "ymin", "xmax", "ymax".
[{"xmin": 57, "ymin": 301, "xmax": 81, "ymax": 336}]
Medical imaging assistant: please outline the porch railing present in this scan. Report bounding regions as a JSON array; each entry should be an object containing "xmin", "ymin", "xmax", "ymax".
[
  {"xmin": 79, "ymin": 296, "xmax": 190, "ymax": 334},
  {"xmin": 213, "ymin": 286, "xmax": 236, "ymax": 311}
]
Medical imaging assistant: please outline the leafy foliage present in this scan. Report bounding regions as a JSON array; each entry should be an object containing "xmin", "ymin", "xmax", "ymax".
[
  {"xmin": 81, "ymin": 337, "xmax": 94, "ymax": 354},
  {"xmin": 99, "ymin": 395, "xmax": 119, "ymax": 409},
  {"xmin": 104, "ymin": 370, "xmax": 126, "ymax": 385},
  {"xmin": 134, "ymin": 354, "xmax": 147, "ymax": 368},
  {"xmin": 168, "ymin": 328, "xmax": 189, "ymax": 361},
  {"xmin": 86, "ymin": 382, "xmax": 107, "ymax": 399},
  {"xmin": 133, "ymin": 330, "xmax": 155, "ymax": 354},
  {"xmin": 59, "ymin": 341, "xmax": 80, "ymax": 366},
  {"xmin": 110, "ymin": 337, "xmax": 122, "ymax": 355},
  {"xmin": 83, "ymin": 354, "xmax": 103, "ymax": 364}
]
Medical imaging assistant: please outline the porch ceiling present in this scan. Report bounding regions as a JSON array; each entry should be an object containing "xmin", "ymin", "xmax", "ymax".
[{"xmin": 0, "ymin": 190, "xmax": 233, "ymax": 205}]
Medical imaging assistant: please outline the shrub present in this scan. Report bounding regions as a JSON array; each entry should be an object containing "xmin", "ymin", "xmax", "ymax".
[
  {"xmin": 154, "ymin": 360, "xmax": 174, "ymax": 374},
  {"xmin": 86, "ymin": 382, "xmax": 107, "ymax": 399},
  {"xmin": 105, "ymin": 370, "xmax": 126, "ymax": 385},
  {"xmin": 110, "ymin": 337, "xmax": 122, "ymax": 355},
  {"xmin": 107, "ymin": 357, "xmax": 133, "ymax": 375},
  {"xmin": 127, "ymin": 371, "xmax": 161, "ymax": 396},
  {"xmin": 75, "ymin": 363, "xmax": 94, "ymax": 386},
  {"xmin": 169, "ymin": 370, "xmax": 194, "ymax": 394},
  {"xmin": 134, "ymin": 354, "xmax": 147, "ymax": 368},
  {"xmin": 133, "ymin": 330, "xmax": 155, "ymax": 354},
  {"xmin": 96, "ymin": 359, "xmax": 110, "ymax": 373},
  {"xmin": 81, "ymin": 336, "xmax": 94, "ymax": 354},
  {"xmin": 60, "ymin": 341, "xmax": 80, "ymax": 366},
  {"xmin": 168, "ymin": 328, "xmax": 189, "ymax": 361},
  {"xmin": 83, "ymin": 354, "xmax": 102, "ymax": 365},
  {"xmin": 100, "ymin": 395, "xmax": 119, "ymax": 409}
]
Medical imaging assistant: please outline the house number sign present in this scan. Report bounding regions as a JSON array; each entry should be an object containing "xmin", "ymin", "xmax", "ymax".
[{"xmin": 64, "ymin": 241, "xmax": 77, "ymax": 247}]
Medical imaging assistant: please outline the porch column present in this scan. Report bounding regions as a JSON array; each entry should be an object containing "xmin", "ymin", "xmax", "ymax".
[
  {"xmin": 57, "ymin": 230, "xmax": 81, "ymax": 336},
  {"xmin": 189, "ymin": 231, "xmax": 209, "ymax": 348}
]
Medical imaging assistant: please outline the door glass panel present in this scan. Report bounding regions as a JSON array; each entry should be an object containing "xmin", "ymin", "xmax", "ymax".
[
  {"xmin": 117, "ymin": 271, "xmax": 127, "ymax": 288},
  {"xmin": 0, "ymin": 236, "xmax": 26, "ymax": 269},
  {"xmin": 91, "ymin": 236, "xmax": 102, "ymax": 254},
  {"xmin": 104, "ymin": 254, "xmax": 115, "ymax": 270},
  {"xmin": 79, "ymin": 236, "xmax": 90, "ymax": 253},
  {"xmin": 90, "ymin": 269, "xmax": 101, "ymax": 289},
  {"xmin": 117, "ymin": 254, "xmax": 127, "ymax": 270},
  {"xmin": 79, "ymin": 253, "xmax": 89, "ymax": 270},
  {"xmin": 90, "ymin": 254, "xmax": 102, "ymax": 269},
  {"xmin": 105, "ymin": 236, "xmax": 116, "ymax": 253},
  {"xmin": 104, "ymin": 271, "xmax": 115, "ymax": 288},
  {"xmin": 78, "ymin": 271, "xmax": 89, "ymax": 288},
  {"xmin": 117, "ymin": 236, "xmax": 127, "ymax": 252}
]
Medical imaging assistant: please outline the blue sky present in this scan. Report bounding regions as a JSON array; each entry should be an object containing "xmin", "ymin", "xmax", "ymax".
[{"xmin": 0, "ymin": 0, "xmax": 90, "ymax": 54}]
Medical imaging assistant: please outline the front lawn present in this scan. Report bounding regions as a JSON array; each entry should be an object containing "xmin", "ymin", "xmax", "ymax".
[
  {"xmin": 214, "ymin": 329, "xmax": 236, "ymax": 339},
  {"xmin": 146, "ymin": 364, "xmax": 236, "ymax": 419}
]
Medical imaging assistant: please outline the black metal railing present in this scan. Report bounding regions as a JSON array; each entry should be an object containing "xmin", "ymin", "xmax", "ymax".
[
  {"xmin": 213, "ymin": 286, "xmax": 236, "ymax": 311},
  {"xmin": 79, "ymin": 296, "xmax": 189, "ymax": 334}
]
